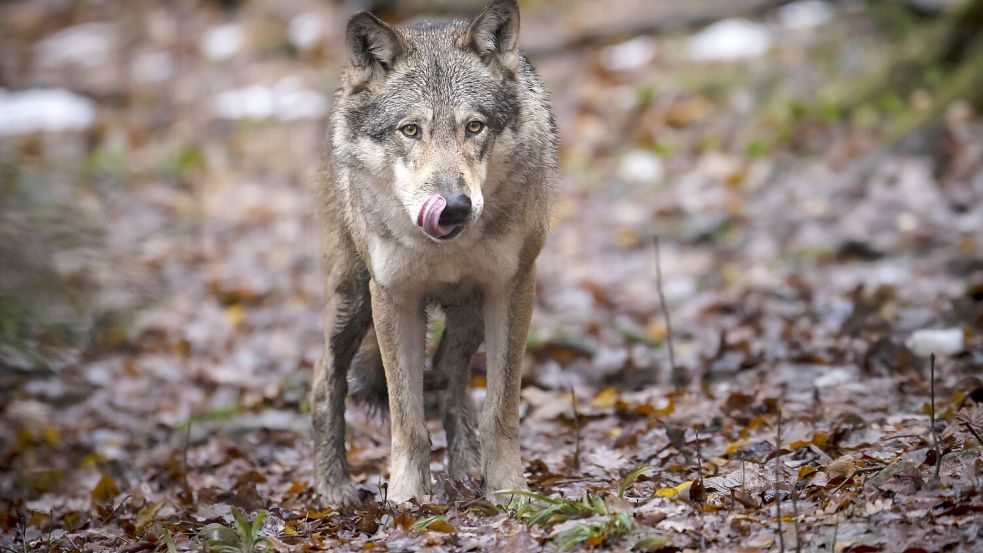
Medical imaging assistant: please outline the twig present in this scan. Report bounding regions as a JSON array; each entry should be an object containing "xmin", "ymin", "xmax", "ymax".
[
  {"xmin": 774, "ymin": 408, "xmax": 785, "ymax": 552},
  {"xmin": 791, "ymin": 486, "xmax": 802, "ymax": 553},
  {"xmin": 830, "ymin": 467, "xmax": 884, "ymax": 495},
  {"xmin": 117, "ymin": 542, "xmax": 155, "ymax": 553},
  {"xmin": 695, "ymin": 430, "xmax": 705, "ymax": 490},
  {"xmin": 64, "ymin": 535, "xmax": 82, "ymax": 552},
  {"xmin": 102, "ymin": 494, "xmax": 133, "ymax": 524},
  {"xmin": 962, "ymin": 422, "xmax": 983, "ymax": 448},
  {"xmin": 653, "ymin": 237, "xmax": 681, "ymax": 389},
  {"xmin": 569, "ymin": 384, "xmax": 582, "ymax": 472},
  {"xmin": 16, "ymin": 513, "xmax": 28, "ymax": 553},
  {"xmin": 829, "ymin": 515, "xmax": 840, "ymax": 553},
  {"xmin": 182, "ymin": 419, "xmax": 192, "ymax": 475},
  {"xmin": 929, "ymin": 353, "xmax": 942, "ymax": 480}
]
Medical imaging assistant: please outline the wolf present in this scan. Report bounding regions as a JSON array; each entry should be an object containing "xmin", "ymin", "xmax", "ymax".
[{"xmin": 312, "ymin": 0, "xmax": 558, "ymax": 506}]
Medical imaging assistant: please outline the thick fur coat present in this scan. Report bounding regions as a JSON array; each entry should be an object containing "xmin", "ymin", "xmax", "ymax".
[{"xmin": 313, "ymin": 0, "xmax": 558, "ymax": 505}]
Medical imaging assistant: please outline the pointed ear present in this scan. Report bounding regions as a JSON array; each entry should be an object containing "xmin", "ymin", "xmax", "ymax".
[
  {"xmin": 463, "ymin": 0, "xmax": 520, "ymax": 73},
  {"xmin": 345, "ymin": 12, "xmax": 405, "ymax": 91}
]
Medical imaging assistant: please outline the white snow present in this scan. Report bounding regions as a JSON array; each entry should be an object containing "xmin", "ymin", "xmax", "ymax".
[
  {"xmin": 212, "ymin": 78, "xmax": 327, "ymax": 121},
  {"xmin": 906, "ymin": 328, "xmax": 965, "ymax": 356},
  {"xmin": 288, "ymin": 14, "xmax": 324, "ymax": 51},
  {"xmin": 814, "ymin": 367, "xmax": 853, "ymax": 388},
  {"xmin": 201, "ymin": 23, "xmax": 243, "ymax": 61},
  {"xmin": 600, "ymin": 37, "xmax": 657, "ymax": 72},
  {"xmin": 617, "ymin": 150, "xmax": 665, "ymax": 184},
  {"xmin": 689, "ymin": 19, "xmax": 772, "ymax": 61},
  {"xmin": 0, "ymin": 88, "xmax": 96, "ymax": 135},
  {"xmin": 778, "ymin": 1, "xmax": 834, "ymax": 30},
  {"xmin": 131, "ymin": 51, "xmax": 175, "ymax": 83},
  {"xmin": 36, "ymin": 22, "xmax": 117, "ymax": 68}
]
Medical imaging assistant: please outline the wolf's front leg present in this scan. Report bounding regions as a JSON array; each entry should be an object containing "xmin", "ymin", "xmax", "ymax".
[
  {"xmin": 480, "ymin": 270, "xmax": 535, "ymax": 500},
  {"xmin": 370, "ymin": 281, "xmax": 431, "ymax": 503},
  {"xmin": 312, "ymin": 279, "xmax": 372, "ymax": 507}
]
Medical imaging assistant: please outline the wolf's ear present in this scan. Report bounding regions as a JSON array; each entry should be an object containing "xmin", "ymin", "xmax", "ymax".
[
  {"xmin": 463, "ymin": 0, "xmax": 520, "ymax": 73},
  {"xmin": 345, "ymin": 12, "xmax": 405, "ymax": 90}
]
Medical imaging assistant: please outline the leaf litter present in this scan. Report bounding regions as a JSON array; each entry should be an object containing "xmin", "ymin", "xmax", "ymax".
[{"xmin": 1, "ymin": 0, "xmax": 982, "ymax": 551}]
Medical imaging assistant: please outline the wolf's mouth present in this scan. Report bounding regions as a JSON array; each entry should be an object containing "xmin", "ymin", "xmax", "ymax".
[{"xmin": 417, "ymin": 194, "xmax": 464, "ymax": 240}]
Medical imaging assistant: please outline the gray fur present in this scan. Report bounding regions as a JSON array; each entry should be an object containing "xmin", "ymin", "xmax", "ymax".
[{"xmin": 313, "ymin": 0, "xmax": 558, "ymax": 506}]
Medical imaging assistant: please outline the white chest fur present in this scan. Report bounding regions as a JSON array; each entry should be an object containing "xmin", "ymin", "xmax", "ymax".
[{"xmin": 367, "ymin": 228, "xmax": 522, "ymax": 299}]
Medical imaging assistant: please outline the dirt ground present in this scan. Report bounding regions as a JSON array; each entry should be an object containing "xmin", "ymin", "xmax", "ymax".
[{"xmin": 1, "ymin": 0, "xmax": 982, "ymax": 551}]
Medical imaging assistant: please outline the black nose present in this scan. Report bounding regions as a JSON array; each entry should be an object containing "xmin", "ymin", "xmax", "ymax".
[{"xmin": 438, "ymin": 194, "xmax": 472, "ymax": 226}]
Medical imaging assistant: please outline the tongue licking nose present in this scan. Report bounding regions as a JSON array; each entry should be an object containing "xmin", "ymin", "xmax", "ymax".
[{"xmin": 417, "ymin": 194, "xmax": 454, "ymax": 239}]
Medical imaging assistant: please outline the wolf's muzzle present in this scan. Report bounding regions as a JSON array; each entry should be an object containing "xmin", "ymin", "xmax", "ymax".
[
  {"xmin": 438, "ymin": 194, "xmax": 472, "ymax": 226},
  {"xmin": 417, "ymin": 193, "xmax": 470, "ymax": 240}
]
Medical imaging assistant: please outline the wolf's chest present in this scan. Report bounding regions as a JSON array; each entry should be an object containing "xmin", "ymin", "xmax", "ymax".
[{"xmin": 367, "ymin": 231, "xmax": 521, "ymax": 297}]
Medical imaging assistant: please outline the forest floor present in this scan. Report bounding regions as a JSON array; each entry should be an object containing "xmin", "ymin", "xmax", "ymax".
[{"xmin": 1, "ymin": 0, "xmax": 982, "ymax": 551}]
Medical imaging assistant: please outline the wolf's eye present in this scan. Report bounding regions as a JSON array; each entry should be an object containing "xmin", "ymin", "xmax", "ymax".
[
  {"xmin": 399, "ymin": 124, "xmax": 419, "ymax": 138},
  {"xmin": 466, "ymin": 120, "xmax": 485, "ymax": 134}
]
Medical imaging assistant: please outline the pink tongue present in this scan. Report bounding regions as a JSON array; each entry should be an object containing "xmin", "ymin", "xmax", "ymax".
[{"xmin": 417, "ymin": 194, "xmax": 454, "ymax": 238}]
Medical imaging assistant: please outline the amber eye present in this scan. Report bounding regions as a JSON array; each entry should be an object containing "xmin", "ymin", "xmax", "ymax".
[
  {"xmin": 400, "ymin": 124, "xmax": 419, "ymax": 138},
  {"xmin": 466, "ymin": 120, "xmax": 484, "ymax": 134}
]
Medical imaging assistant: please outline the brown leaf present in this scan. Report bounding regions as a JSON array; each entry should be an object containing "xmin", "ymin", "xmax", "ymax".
[
  {"xmin": 427, "ymin": 519, "xmax": 456, "ymax": 533},
  {"xmin": 824, "ymin": 456, "xmax": 857, "ymax": 479},
  {"xmin": 135, "ymin": 499, "xmax": 165, "ymax": 531},
  {"xmin": 91, "ymin": 475, "xmax": 120, "ymax": 504}
]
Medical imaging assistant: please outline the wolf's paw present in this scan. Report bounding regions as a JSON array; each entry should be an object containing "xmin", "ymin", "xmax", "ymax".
[
  {"xmin": 446, "ymin": 447, "xmax": 481, "ymax": 481},
  {"xmin": 386, "ymin": 481, "xmax": 432, "ymax": 505},
  {"xmin": 484, "ymin": 466, "xmax": 527, "ymax": 505},
  {"xmin": 386, "ymin": 470, "xmax": 432, "ymax": 504},
  {"xmin": 316, "ymin": 481, "xmax": 370, "ymax": 508}
]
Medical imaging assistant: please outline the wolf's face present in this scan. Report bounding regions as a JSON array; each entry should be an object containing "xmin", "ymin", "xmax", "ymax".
[{"xmin": 340, "ymin": 1, "xmax": 521, "ymax": 242}]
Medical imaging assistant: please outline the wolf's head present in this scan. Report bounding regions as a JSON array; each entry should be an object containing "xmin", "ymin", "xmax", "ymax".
[{"xmin": 338, "ymin": 0, "xmax": 523, "ymax": 242}]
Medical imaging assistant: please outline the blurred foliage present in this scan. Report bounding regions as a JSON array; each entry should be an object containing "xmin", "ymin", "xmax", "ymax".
[{"xmin": 0, "ymin": 158, "xmax": 103, "ymax": 370}]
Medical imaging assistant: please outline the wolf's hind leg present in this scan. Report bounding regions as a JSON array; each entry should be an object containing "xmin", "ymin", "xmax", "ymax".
[
  {"xmin": 349, "ymin": 327, "xmax": 389, "ymax": 415},
  {"xmin": 434, "ymin": 301, "xmax": 483, "ymax": 479},
  {"xmin": 312, "ymin": 273, "xmax": 372, "ymax": 507}
]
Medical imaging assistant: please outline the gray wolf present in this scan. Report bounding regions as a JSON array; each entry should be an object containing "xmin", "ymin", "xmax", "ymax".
[{"xmin": 312, "ymin": 0, "xmax": 558, "ymax": 506}]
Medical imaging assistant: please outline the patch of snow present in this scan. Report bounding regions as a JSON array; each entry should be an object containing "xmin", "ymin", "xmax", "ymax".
[
  {"xmin": 617, "ymin": 150, "xmax": 664, "ymax": 184},
  {"xmin": 664, "ymin": 276, "xmax": 697, "ymax": 303},
  {"xmin": 778, "ymin": 1, "xmax": 834, "ymax": 30},
  {"xmin": 36, "ymin": 22, "xmax": 117, "ymax": 68},
  {"xmin": 213, "ymin": 78, "xmax": 327, "ymax": 121},
  {"xmin": 131, "ymin": 51, "xmax": 175, "ymax": 83},
  {"xmin": 201, "ymin": 23, "xmax": 243, "ymax": 61},
  {"xmin": 906, "ymin": 328, "xmax": 964, "ymax": 356},
  {"xmin": 814, "ymin": 367, "xmax": 853, "ymax": 388},
  {"xmin": 0, "ymin": 88, "xmax": 96, "ymax": 135},
  {"xmin": 600, "ymin": 37, "xmax": 657, "ymax": 72},
  {"xmin": 288, "ymin": 13, "xmax": 324, "ymax": 51},
  {"xmin": 689, "ymin": 19, "xmax": 772, "ymax": 61}
]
